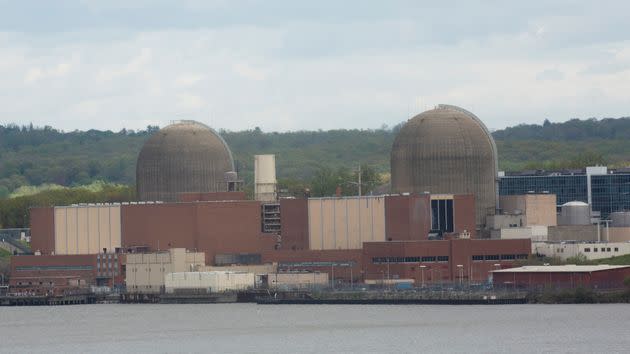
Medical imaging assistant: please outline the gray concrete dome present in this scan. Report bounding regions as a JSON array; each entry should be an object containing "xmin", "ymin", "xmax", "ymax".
[
  {"xmin": 136, "ymin": 120, "xmax": 235, "ymax": 202},
  {"xmin": 390, "ymin": 104, "xmax": 498, "ymax": 228}
]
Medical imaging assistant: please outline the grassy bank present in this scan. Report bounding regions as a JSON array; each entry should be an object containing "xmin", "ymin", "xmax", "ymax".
[{"xmin": 527, "ymin": 287, "xmax": 630, "ymax": 304}]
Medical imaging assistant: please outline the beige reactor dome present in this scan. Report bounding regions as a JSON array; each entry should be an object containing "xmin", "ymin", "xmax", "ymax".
[
  {"xmin": 390, "ymin": 104, "xmax": 498, "ymax": 228},
  {"xmin": 136, "ymin": 120, "xmax": 235, "ymax": 202}
]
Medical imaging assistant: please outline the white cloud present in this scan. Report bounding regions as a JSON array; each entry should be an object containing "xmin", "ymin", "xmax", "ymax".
[
  {"xmin": 174, "ymin": 74, "xmax": 204, "ymax": 87},
  {"xmin": 1, "ymin": 2, "xmax": 630, "ymax": 132},
  {"xmin": 232, "ymin": 62, "xmax": 268, "ymax": 81}
]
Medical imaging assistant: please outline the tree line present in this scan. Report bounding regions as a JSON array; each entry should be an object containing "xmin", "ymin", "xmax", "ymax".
[
  {"xmin": 0, "ymin": 183, "xmax": 135, "ymax": 229},
  {"xmin": 2, "ymin": 115, "xmax": 630, "ymax": 228}
]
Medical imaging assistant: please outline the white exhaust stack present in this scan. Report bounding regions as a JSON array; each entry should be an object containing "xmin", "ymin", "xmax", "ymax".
[{"xmin": 254, "ymin": 154, "xmax": 277, "ymax": 202}]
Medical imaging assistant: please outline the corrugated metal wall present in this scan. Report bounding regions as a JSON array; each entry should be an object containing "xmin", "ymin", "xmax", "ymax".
[
  {"xmin": 53, "ymin": 205, "xmax": 121, "ymax": 255},
  {"xmin": 308, "ymin": 197, "xmax": 386, "ymax": 250},
  {"xmin": 164, "ymin": 272, "xmax": 255, "ymax": 293}
]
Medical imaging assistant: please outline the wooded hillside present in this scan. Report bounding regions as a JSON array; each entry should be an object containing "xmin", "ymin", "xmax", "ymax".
[{"xmin": 1, "ymin": 116, "xmax": 629, "ymax": 199}]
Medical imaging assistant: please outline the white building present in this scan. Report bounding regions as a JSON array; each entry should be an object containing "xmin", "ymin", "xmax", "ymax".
[
  {"xmin": 164, "ymin": 271, "xmax": 255, "ymax": 293},
  {"xmin": 533, "ymin": 241, "xmax": 630, "ymax": 261},
  {"xmin": 125, "ymin": 248, "xmax": 206, "ymax": 294}
]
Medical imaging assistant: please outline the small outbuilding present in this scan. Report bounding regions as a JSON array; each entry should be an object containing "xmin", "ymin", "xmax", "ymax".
[{"xmin": 492, "ymin": 265, "xmax": 630, "ymax": 289}]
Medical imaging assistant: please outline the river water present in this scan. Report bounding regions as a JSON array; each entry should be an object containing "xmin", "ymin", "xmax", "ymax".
[{"xmin": 0, "ymin": 304, "xmax": 628, "ymax": 353}]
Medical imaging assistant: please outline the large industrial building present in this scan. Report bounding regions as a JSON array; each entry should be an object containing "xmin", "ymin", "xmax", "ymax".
[
  {"xmin": 499, "ymin": 166, "xmax": 630, "ymax": 218},
  {"xmin": 391, "ymin": 104, "xmax": 498, "ymax": 230},
  {"xmin": 29, "ymin": 193, "xmax": 478, "ymax": 263},
  {"xmin": 24, "ymin": 192, "xmax": 530, "ymax": 291},
  {"xmin": 28, "ymin": 108, "xmax": 630, "ymax": 296}
]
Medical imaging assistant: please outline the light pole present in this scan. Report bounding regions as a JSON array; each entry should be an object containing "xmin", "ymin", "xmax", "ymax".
[
  {"xmin": 456, "ymin": 265, "xmax": 463, "ymax": 286},
  {"xmin": 350, "ymin": 267, "xmax": 353, "ymax": 290},
  {"xmin": 380, "ymin": 270, "xmax": 385, "ymax": 290},
  {"xmin": 419, "ymin": 265, "xmax": 427, "ymax": 288},
  {"xmin": 492, "ymin": 263, "xmax": 501, "ymax": 288},
  {"xmin": 330, "ymin": 263, "xmax": 335, "ymax": 290}
]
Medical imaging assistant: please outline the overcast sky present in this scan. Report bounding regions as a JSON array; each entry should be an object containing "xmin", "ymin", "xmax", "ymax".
[{"xmin": 1, "ymin": 1, "xmax": 629, "ymax": 132}]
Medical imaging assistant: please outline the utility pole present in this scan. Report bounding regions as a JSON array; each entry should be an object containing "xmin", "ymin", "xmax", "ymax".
[
  {"xmin": 358, "ymin": 165, "xmax": 362, "ymax": 197},
  {"xmin": 350, "ymin": 267, "xmax": 353, "ymax": 290}
]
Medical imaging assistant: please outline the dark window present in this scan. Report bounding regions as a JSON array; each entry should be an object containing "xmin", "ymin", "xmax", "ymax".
[
  {"xmin": 516, "ymin": 254, "xmax": 528, "ymax": 259},
  {"xmin": 431, "ymin": 199, "xmax": 454, "ymax": 233},
  {"xmin": 485, "ymin": 255, "xmax": 500, "ymax": 261},
  {"xmin": 500, "ymin": 254, "xmax": 516, "ymax": 260},
  {"xmin": 614, "ymin": 248, "xmax": 619, "ymax": 252},
  {"xmin": 607, "ymin": 248, "xmax": 611, "ymax": 252},
  {"xmin": 446, "ymin": 199, "xmax": 454, "ymax": 233},
  {"xmin": 439, "ymin": 200, "xmax": 447, "ymax": 233},
  {"xmin": 431, "ymin": 200, "xmax": 439, "ymax": 230},
  {"xmin": 437, "ymin": 256, "xmax": 449, "ymax": 262},
  {"xmin": 594, "ymin": 248, "xmax": 598, "ymax": 252},
  {"xmin": 472, "ymin": 255, "xmax": 484, "ymax": 261},
  {"xmin": 584, "ymin": 248, "xmax": 590, "ymax": 252},
  {"xmin": 421, "ymin": 256, "xmax": 436, "ymax": 262}
]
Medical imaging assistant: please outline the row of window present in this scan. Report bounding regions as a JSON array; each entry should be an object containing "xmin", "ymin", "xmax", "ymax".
[
  {"xmin": 471, "ymin": 254, "xmax": 528, "ymax": 261},
  {"xmin": 129, "ymin": 267, "xmax": 167, "ymax": 272},
  {"xmin": 500, "ymin": 174, "xmax": 630, "ymax": 218},
  {"xmin": 96, "ymin": 262, "xmax": 117, "ymax": 270},
  {"xmin": 584, "ymin": 247, "xmax": 619, "ymax": 253},
  {"xmin": 97, "ymin": 271, "xmax": 119, "ymax": 277},
  {"xmin": 372, "ymin": 256, "xmax": 449, "ymax": 264},
  {"xmin": 15, "ymin": 265, "xmax": 93, "ymax": 271},
  {"xmin": 96, "ymin": 254, "xmax": 118, "ymax": 260},
  {"xmin": 16, "ymin": 281, "xmax": 54, "ymax": 286}
]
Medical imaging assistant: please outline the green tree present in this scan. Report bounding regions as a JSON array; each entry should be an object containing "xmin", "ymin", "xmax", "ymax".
[
  {"xmin": 311, "ymin": 167, "xmax": 341, "ymax": 197},
  {"xmin": 354, "ymin": 164, "xmax": 383, "ymax": 196}
]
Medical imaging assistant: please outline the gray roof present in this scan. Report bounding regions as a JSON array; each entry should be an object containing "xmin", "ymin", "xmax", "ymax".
[{"xmin": 492, "ymin": 265, "xmax": 630, "ymax": 273}]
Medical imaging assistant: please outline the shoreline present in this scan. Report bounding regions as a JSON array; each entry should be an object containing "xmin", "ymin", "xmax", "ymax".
[{"xmin": 5, "ymin": 287, "xmax": 629, "ymax": 306}]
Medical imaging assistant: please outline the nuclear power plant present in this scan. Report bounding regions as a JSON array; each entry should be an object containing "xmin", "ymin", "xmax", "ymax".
[
  {"xmin": 391, "ymin": 104, "xmax": 498, "ymax": 229},
  {"xmin": 8, "ymin": 107, "xmax": 630, "ymax": 300}
]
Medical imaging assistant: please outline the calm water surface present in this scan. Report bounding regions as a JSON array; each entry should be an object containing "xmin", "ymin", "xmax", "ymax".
[{"xmin": 0, "ymin": 304, "xmax": 628, "ymax": 353}]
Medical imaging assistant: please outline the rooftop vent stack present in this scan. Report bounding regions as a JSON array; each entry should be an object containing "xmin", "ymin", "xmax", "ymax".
[
  {"xmin": 254, "ymin": 154, "xmax": 277, "ymax": 202},
  {"xmin": 224, "ymin": 171, "xmax": 241, "ymax": 192}
]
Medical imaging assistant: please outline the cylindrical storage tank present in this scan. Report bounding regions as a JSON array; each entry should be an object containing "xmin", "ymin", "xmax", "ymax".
[
  {"xmin": 558, "ymin": 201, "xmax": 591, "ymax": 225},
  {"xmin": 391, "ymin": 104, "xmax": 498, "ymax": 228},
  {"xmin": 610, "ymin": 212, "xmax": 630, "ymax": 227},
  {"xmin": 136, "ymin": 120, "xmax": 235, "ymax": 202}
]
